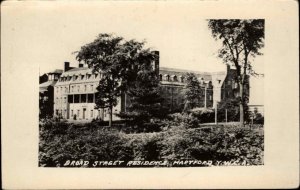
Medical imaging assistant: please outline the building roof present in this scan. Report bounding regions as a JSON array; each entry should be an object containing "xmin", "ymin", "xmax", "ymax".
[
  {"xmin": 60, "ymin": 67, "xmax": 92, "ymax": 77},
  {"xmin": 159, "ymin": 67, "xmax": 213, "ymax": 81},
  {"xmin": 48, "ymin": 69, "xmax": 63, "ymax": 74},
  {"xmin": 39, "ymin": 80, "xmax": 57, "ymax": 92}
]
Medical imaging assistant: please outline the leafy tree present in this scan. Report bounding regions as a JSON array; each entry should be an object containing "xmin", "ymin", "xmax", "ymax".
[
  {"xmin": 208, "ymin": 19, "xmax": 264, "ymax": 127},
  {"xmin": 183, "ymin": 73, "xmax": 202, "ymax": 111},
  {"xmin": 118, "ymin": 63, "xmax": 166, "ymax": 129},
  {"xmin": 75, "ymin": 33, "xmax": 157, "ymax": 127},
  {"xmin": 39, "ymin": 86, "xmax": 54, "ymax": 119}
]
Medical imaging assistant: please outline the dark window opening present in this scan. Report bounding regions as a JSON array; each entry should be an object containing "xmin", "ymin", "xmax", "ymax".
[
  {"xmin": 81, "ymin": 94, "xmax": 87, "ymax": 103},
  {"xmin": 74, "ymin": 94, "xmax": 80, "ymax": 103},
  {"xmin": 68, "ymin": 95, "xmax": 73, "ymax": 103},
  {"xmin": 88, "ymin": 94, "xmax": 94, "ymax": 103}
]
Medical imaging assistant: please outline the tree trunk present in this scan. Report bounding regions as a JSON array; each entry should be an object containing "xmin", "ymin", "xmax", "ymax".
[
  {"xmin": 239, "ymin": 82, "xmax": 244, "ymax": 127},
  {"xmin": 109, "ymin": 105, "xmax": 113, "ymax": 127}
]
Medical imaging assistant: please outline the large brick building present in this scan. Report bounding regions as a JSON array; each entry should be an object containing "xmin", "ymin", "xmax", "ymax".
[{"xmin": 40, "ymin": 52, "xmax": 240, "ymax": 122}]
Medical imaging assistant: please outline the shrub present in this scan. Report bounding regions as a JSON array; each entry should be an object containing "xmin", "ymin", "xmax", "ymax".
[
  {"xmin": 39, "ymin": 120, "xmax": 264, "ymax": 167},
  {"xmin": 39, "ymin": 121, "xmax": 133, "ymax": 167}
]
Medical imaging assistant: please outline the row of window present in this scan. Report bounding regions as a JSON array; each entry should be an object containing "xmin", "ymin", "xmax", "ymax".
[
  {"xmin": 159, "ymin": 74, "xmax": 184, "ymax": 82},
  {"xmin": 56, "ymin": 84, "xmax": 95, "ymax": 94},
  {"xmin": 55, "ymin": 108, "xmax": 109, "ymax": 119},
  {"xmin": 59, "ymin": 73, "xmax": 102, "ymax": 82},
  {"xmin": 68, "ymin": 94, "xmax": 95, "ymax": 103},
  {"xmin": 55, "ymin": 94, "xmax": 95, "ymax": 104}
]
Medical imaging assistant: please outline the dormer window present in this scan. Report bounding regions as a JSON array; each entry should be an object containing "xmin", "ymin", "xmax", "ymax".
[
  {"xmin": 173, "ymin": 75, "xmax": 177, "ymax": 82},
  {"xmin": 81, "ymin": 75, "xmax": 84, "ymax": 80},
  {"xmin": 164, "ymin": 74, "xmax": 170, "ymax": 81},
  {"xmin": 179, "ymin": 76, "xmax": 185, "ymax": 83}
]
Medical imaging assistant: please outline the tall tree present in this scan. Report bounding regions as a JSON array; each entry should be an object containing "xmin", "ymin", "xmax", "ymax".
[
  {"xmin": 208, "ymin": 19, "xmax": 264, "ymax": 127},
  {"xmin": 75, "ymin": 33, "xmax": 157, "ymax": 127},
  {"xmin": 118, "ymin": 65, "xmax": 165, "ymax": 129},
  {"xmin": 183, "ymin": 73, "xmax": 202, "ymax": 111}
]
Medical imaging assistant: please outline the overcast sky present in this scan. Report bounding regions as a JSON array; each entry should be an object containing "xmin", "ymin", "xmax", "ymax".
[{"xmin": 3, "ymin": 1, "xmax": 264, "ymax": 105}]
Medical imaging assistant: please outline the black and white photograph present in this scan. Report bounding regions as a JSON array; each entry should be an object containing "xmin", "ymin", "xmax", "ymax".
[
  {"xmin": 38, "ymin": 14, "xmax": 265, "ymax": 168},
  {"xmin": 2, "ymin": 0, "xmax": 299, "ymax": 189}
]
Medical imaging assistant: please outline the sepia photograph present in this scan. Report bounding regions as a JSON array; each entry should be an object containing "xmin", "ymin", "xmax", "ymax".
[
  {"xmin": 2, "ymin": 0, "xmax": 298, "ymax": 189},
  {"xmin": 38, "ymin": 19, "xmax": 265, "ymax": 168}
]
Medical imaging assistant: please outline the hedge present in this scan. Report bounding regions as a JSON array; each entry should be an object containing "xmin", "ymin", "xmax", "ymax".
[{"xmin": 39, "ymin": 119, "xmax": 263, "ymax": 167}]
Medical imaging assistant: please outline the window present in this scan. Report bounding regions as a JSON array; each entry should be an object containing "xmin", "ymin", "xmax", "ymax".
[
  {"xmin": 90, "ymin": 85, "xmax": 94, "ymax": 91},
  {"xmin": 180, "ymin": 76, "xmax": 184, "ymax": 83},
  {"xmin": 56, "ymin": 87, "xmax": 59, "ymax": 93},
  {"xmin": 88, "ymin": 94, "xmax": 94, "ymax": 103},
  {"xmin": 71, "ymin": 86, "xmax": 74, "ymax": 92},
  {"xmin": 64, "ymin": 109, "xmax": 67, "ymax": 118},
  {"xmin": 77, "ymin": 85, "xmax": 80, "ymax": 92},
  {"xmin": 77, "ymin": 110, "xmax": 80, "ymax": 117},
  {"xmin": 74, "ymin": 94, "xmax": 80, "ymax": 103},
  {"xmin": 90, "ymin": 110, "xmax": 93, "ymax": 117},
  {"xmin": 68, "ymin": 95, "xmax": 73, "ymax": 103},
  {"xmin": 81, "ymin": 94, "xmax": 87, "ymax": 103},
  {"xmin": 71, "ymin": 110, "xmax": 73, "ymax": 117},
  {"xmin": 81, "ymin": 75, "xmax": 84, "ymax": 80},
  {"xmin": 65, "ymin": 87, "xmax": 68, "ymax": 93},
  {"xmin": 104, "ymin": 109, "xmax": 107, "ymax": 117},
  {"xmin": 84, "ymin": 85, "xmax": 87, "ymax": 92},
  {"xmin": 64, "ymin": 97, "xmax": 67, "ymax": 103},
  {"xmin": 173, "ymin": 75, "xmax": 177, "ymax": 81}
]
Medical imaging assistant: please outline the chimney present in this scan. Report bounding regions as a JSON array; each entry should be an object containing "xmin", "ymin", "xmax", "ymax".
[
  {"xmin": 64, "ymin": 62, "xmax": 70, "ymax": 72},
  {"xmin": 152, "ymin": 51, "xmax": 159, "ymax": 76},
  {"xmin": 79, "ymin": 63, "xmax": 84, "ymax": 68}
]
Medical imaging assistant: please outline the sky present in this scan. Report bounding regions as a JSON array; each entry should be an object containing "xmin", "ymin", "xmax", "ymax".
[{"xmin": 3, "ymin": 1, "xmax": 264, "ymax": 105}]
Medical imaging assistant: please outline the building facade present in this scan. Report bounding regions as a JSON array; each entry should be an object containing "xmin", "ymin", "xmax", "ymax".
[
  {"xmin": 53, "ymin": 63, "xmax": 121, "ymax": 121},
  {"xmin": 39, "ymin": 69, "xmax": 63, "ymax": 118},
  {"xmin": 43, "ymin": 52, "xmax": 241, "ymax": 122}
]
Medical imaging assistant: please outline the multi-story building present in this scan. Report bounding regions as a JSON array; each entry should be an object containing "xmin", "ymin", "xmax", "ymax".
[
  {"xmin": 51, "ymin": 52, "xmax": 240, "ymax": 122},
  {"xmin": 53, "ymin": 62, "xmax": 121, "ymax": 121},
  {"xmin": 39, "ymin": 69, "xmax": 63, "ymax": 118}
]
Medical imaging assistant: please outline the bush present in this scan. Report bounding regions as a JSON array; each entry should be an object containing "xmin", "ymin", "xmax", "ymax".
[
  {"xmin": 159, "ymin": 125, "xmax": 264, "ymax": 165},
  {"xmin": 39, "ymin": 120, "xmax": 264, "ymax": 167},
  {"xmin": 39, "ymin": 121, "xmax": 133, "ymax": 167}
]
